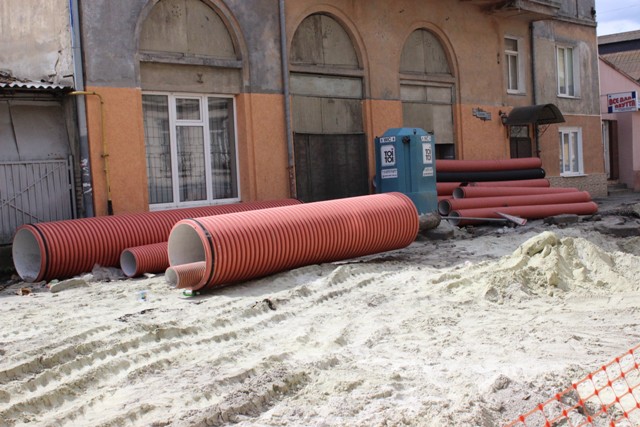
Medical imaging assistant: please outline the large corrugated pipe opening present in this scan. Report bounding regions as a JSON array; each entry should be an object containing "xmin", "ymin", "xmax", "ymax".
[
  {"xmin": 12, "ymin": 227, "xmax": 44, "ymax": 283},
  {"xmin": 167, "ymin": 224, "xmax": 207, "ymax": 267},
  {"xmin": 167, "ymin": 193, "xmax": 419, "ymax": 291}
]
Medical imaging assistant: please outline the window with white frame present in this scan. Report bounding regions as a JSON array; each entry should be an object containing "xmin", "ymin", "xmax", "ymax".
[
  {"xmin": 559, "ymin": 127, "xmax": 583, "ymax": 175},
  {"xmin": 142, "ymin": 93, "xmax": 238, "ymax": 208},
  {"xmin": 557, "ymin": 45, "xmax": 577, "ymax": 97},
  {"xmin": 505, "ymin": 37, "xmax": 524, "ymax": 93}
]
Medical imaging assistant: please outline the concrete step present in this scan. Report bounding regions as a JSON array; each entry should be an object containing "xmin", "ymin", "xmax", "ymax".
[{"xmin": 608, "ymin": 182, "xmax": 632, "ymax": 195}]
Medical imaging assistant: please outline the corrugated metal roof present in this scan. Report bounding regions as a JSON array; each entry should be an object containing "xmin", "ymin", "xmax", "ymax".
[{"xmin": 0, "ymin": 80, "xmax": 72, "ymax": 91}]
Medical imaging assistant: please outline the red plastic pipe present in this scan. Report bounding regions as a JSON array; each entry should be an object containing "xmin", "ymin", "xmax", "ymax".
[
  {"xmin": 12, "ymin": 199, "xmax": 301, "ymax": 282},
  {"xmin": 438, "ymin": 191, "xmax": 592, "ymax": 215},
  {"xmin": 449, "ymin": 201, "xmax": 598, "ymax": 226},
  {"xmin": 166, "ymin": 261, "xmax": 206, "ymax": 289},
  {"xmin": 453, "ymin": 186, "xmax": 579, "ymax": 199},
  {"xmin": 436, "ymin": 157, "xmax": 542, "ymax": 172},
  {"xmin": 120, "ymin": 242, "xmax": 168, "ymax": 278},
  {"xmin": 436, "ymin": 182, "xmax": 461, "ymax": 196},
  {"xmin": 470, "ymin": 179, "xmax": 550, "ymax": 188},
  {"xmin": 167, "ymin": 193, "xmax": 419, "ymax": 291}
]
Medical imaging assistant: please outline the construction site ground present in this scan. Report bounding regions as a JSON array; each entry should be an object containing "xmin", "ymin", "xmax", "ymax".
[{"xmin": 1, "ymin": 191, "xmax": 639, "ymax": 426}]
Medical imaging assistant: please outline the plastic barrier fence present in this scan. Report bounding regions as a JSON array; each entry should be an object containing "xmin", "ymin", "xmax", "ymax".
[{"xmin": 506, "ymin": 344, "xmax": 640, "ymax": 427}]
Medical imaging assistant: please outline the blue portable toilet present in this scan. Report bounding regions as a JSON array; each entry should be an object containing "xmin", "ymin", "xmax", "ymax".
[{"xmin": 374, "ymin": 128, "xmax": 438, "ymax": 215}]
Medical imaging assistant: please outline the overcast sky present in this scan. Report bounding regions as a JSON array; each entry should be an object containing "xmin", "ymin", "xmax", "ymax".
[{"xmin": 595, "ymin": 0, "xmax": 640, "ymax": 36}]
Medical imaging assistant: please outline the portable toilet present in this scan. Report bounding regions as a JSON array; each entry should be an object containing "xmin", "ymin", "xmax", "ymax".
[{"xmin": 374, "ymin": 128, "xmax": 438, "ymax": 215}]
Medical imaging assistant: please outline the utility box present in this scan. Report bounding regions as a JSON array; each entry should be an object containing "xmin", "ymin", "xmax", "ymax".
[{"xmin": 374, "ymin": 128, "xmax": 438, "ymax": 215}]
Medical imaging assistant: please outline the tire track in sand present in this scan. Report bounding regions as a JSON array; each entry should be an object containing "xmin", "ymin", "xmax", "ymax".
[{"xmin": 1, "ymin": 263, "xmax": 404, "ymax": 426}]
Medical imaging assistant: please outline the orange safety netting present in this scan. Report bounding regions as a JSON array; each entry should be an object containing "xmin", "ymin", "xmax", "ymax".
[{"xmin": 505, "ymin": 344, "xmax": 640, "ymax": 427}]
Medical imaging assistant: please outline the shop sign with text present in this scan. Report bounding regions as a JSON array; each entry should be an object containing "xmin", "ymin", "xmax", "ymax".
[{"xmin": 607, "ymin": 91, "xmax": 639, "ymax": 113}]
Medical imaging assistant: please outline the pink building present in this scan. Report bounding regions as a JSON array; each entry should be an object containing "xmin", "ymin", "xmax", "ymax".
[{"xmin": 598, "ymin": 31, "xmax": 640, "ymax": 191}]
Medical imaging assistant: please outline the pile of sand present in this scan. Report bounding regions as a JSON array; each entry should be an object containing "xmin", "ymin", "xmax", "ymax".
[{"xmin": 435, "ymin": 230, "xmax": 640, "ymax": 300}]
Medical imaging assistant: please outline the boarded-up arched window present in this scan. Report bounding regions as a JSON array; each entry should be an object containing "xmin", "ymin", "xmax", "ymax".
[
  {"xmin": 290, "ymin": 14, "xmax": 359, "ymax": 68},
  {"xmin": 289, "ymin": 14, "xmax": 367, "ymax": 202},
  {"xmin": 400, "ymin": 30, "xmax": 451, "ymax": 75},
  {"xmin": 139, "ymin": 0, "xmax": 241, "ymax": 94},
  {"xmin": 400, "ymin": 29, "xmax": 456, "ymax": 159},
  {"xmin": 140, "ymin": 0, "xmax": 236, "ymax": 59}
]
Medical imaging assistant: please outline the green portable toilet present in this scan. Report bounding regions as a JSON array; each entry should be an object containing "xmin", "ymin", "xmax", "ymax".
[{"xmin": 374, "ymin": 128, "xmax": 438, "ymax": 215}]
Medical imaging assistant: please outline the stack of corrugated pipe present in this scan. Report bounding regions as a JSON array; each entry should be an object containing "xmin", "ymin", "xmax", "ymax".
[
  {"xmin": 435, "ymin": 157, "xmax": 598, "ymax": 226},
  {"xmin": 12, "ymin": 199, "xmax": 302, "ymax": 282},
  {"xmin": 165, "ymin": 193, "xmax": 419, "ymax": 291}
]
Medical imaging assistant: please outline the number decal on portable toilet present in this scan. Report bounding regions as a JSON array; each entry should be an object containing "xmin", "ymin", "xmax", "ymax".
[
  {"xmin": 422, "ymin": 143, "xmax": 433, "ymax": 165},
  {"xmin": 381, "ymin": 145, "xmax": 396, "ymax": 166}
]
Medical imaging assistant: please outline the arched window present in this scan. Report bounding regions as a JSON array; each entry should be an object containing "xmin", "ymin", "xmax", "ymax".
[
  {"xmin": 289, "ymin": 13, "xmax": 368, "ymax": 202},
  {"xmin": 400, "ymin": 29, "xmax": 456, "ymax": 159},
  {"xmin": 139, "ymin": 0, "xmax": 240, "ymax": 208}
]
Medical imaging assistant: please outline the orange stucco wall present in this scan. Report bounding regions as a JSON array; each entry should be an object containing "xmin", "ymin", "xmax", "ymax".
[
  {"xmin": 85, "ymin": 89, "xmax": 291, "ymax": 216},
  {"xmin": 457, "ymin": 104, "xmax": 510, "ymax": 160},
  {"xmin": 538, "ymin": 115, "xmax": 605, "ymax": 176},
  {"xmin": 235, "ymin": 93, "xmax": 290, "ymax": 201},
  {"xmin": 85, "ymin": 86, "xmax": 148, "ymax": 215},
  {"xmin": 363, "ymin": 99, "xmax": 403, "ymax": 182}
]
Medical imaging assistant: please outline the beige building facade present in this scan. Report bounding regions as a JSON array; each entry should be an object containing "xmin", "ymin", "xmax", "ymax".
[{"xmin": 0, "ymin": 0, "xmax": 606, "ymax": 226}]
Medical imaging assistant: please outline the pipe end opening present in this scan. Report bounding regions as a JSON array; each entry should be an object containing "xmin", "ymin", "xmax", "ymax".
[
  {"xmin": 448, "ymin": 212, "xmax": 462, "ymax": 227},
  {"xmin": 120, "ymin": 250, "xmax": 138, "ymax": 278},
  {"xmin": 166, "ymin": 267, "xmax": 179, "ymax": 287},
  {"xmin": 12, "ymin": 228, "xmax": 43, "ymax": 282},
  {"xmin": 167, "ymin": 223, "xmax": 206, "ymax": 266},
  {"xmin": 437, "ymin": 200, "xmax": 451, "ymax": 215}
]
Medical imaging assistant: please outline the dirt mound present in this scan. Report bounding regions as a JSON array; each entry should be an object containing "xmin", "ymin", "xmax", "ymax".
[{"xmin": 435, "ymin": 231, "xmax": 640, "ymax": 301}]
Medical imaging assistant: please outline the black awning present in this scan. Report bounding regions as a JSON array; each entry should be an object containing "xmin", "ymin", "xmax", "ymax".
[{"xmin": 504, "ymin": 104, "xmax": 565, "ymax": 126}]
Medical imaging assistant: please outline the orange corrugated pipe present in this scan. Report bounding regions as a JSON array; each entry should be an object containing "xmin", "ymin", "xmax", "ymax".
[
  {"xmin": 449, "ymin": 201, "xmax": 598, "ymax": 226},
  {"xmin": 120, "ymin": 242, "xmax": 168, "ymax": 278},
  {"xmin": 166, "ymin": 261, "xmax": 206, "ymax": 289},
  {"xmin": 12, "ymin": 199, "xmax": 301, "ymax": 282},
  {"xmin": 453, "ymin": 186, "xmax": 579, "ymax": 199},
  {"xmin": 436, "ymin": 157, "xmax": 542, "ymax": 172},
  {"xmin": 167, "ymin": 193, "xmax": 419, "ymax": 291},
  {"xmin": 438, "ymin": 191, "xmax": 592, "ymax": 215}
]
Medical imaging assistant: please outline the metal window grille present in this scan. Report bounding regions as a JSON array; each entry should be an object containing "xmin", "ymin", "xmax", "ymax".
[{"xmin": 142, "ymin": 94, "xmax": 239, "ymax": 208}]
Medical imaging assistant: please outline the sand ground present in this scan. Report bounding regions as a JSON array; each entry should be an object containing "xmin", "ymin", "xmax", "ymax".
[{"xmin": 1, "ymin": 193, "xmax": 640, "ymax": 426}]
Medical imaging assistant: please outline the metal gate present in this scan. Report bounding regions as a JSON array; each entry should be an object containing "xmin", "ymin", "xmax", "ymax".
[
  {"xmin": 294, "ymin": 133, "xmax": 369, "ymax": 203},
  {"xmin": 0, "ymin": 158, "xmax": 75, "ymax": 244}
]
